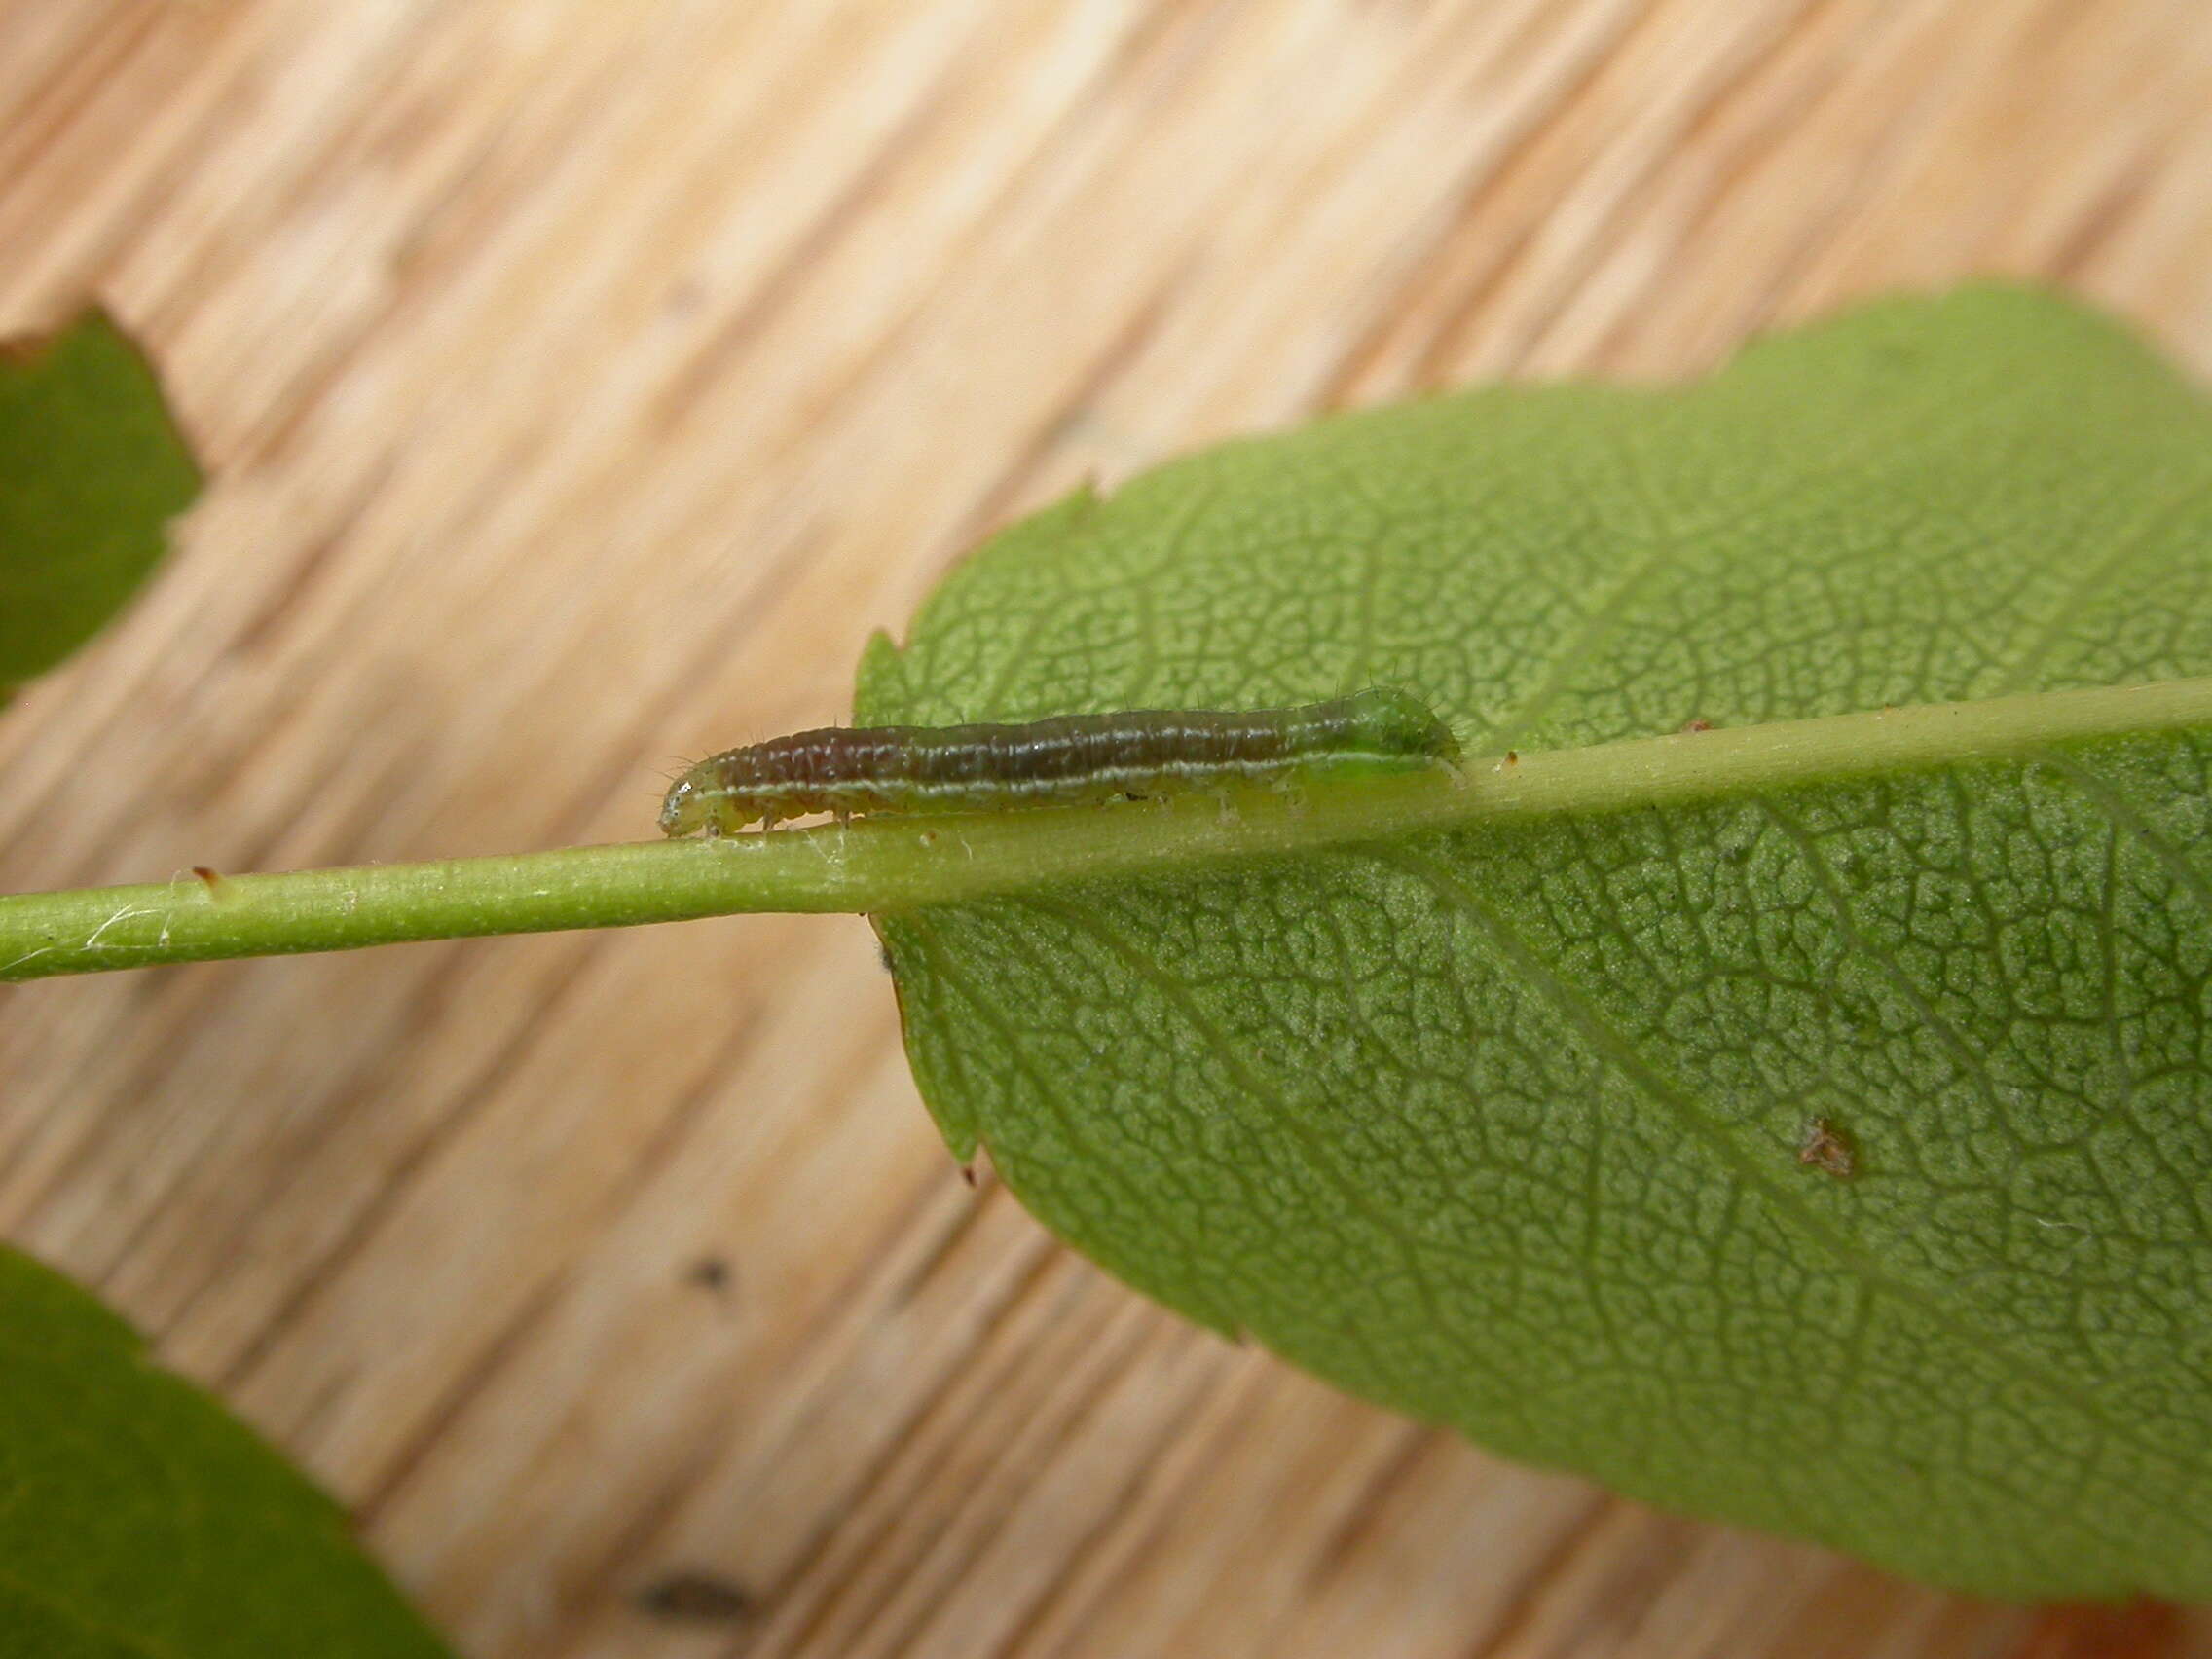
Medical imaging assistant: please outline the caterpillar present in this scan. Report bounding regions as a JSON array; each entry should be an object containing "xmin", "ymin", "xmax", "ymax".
[{"xmin": 659, "ymin": 685, "xmax": 1460, "ymax": 836}]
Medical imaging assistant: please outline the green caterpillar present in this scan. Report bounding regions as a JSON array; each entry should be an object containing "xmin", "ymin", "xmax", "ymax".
[{"xmin": 659, "ymin": 686, "xmax": 1460, "ymax": 835}]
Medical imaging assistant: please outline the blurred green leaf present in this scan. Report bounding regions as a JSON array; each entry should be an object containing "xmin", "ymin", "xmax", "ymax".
[
  {"xmin": 0, "ymin": 1244, "xmax": 450, "ymax": 1656},
  {"xmin": 867, "ymin": 285, "xmax": 2212, "ymax": 1599},
  {"xmin": 0, "ymin": 309, "xmax": 199, "ymax": 696}
]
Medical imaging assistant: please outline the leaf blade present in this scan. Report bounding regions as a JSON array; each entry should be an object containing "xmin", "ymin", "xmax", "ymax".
[
  {"xmin": 0, "ymin": 309, "xmax": 200, "ymax": 694},
  {"xmin": 864, "ymin": 285, "xmax": 2212, "ymax": 1597},
  {"xmin": 0, "ymin": 1245, "xmax": 450, "ymax": 1657}
]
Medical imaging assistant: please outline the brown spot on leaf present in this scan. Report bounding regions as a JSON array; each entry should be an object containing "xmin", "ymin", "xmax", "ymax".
[{"xmin": 1796, "ymin": 1117, "xmax": 1855, "ymax": 1179}]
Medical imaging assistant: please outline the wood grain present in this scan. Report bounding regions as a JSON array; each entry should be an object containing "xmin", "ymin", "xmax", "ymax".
[{"xmin": 4, "ymin": 1, "xmax": 2210, "ymax": 1653}]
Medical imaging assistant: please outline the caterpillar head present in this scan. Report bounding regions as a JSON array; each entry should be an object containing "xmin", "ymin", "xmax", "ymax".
[
  {"xmin": 1344, "ymin": 685, "xmax": 1460, "ymax": 760},
  {"xmin": 658, "ymin": 770, "xmax": 714, "ymax": 837}
]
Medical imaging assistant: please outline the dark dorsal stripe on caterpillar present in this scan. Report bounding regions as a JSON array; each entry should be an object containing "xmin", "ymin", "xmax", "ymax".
[{"xmin": 659, "ymin": 686, "xmax": 1461, "ymax": 836}]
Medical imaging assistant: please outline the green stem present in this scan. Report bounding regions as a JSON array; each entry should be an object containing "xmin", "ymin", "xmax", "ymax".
[{"xmin": 5, "ymin": 676, "xmax": 2209, "ymax": 982}]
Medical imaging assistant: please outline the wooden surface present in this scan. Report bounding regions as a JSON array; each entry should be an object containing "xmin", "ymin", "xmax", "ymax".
[{"xmin": 3, "ymin": 3, "xmax": 2211, "ymax": 1655}]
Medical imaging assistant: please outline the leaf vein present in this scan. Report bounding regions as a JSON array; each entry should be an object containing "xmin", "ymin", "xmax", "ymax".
[{"xmin": 1382, "ymin": 844, "xmax": 2212, "ymax": 1491}]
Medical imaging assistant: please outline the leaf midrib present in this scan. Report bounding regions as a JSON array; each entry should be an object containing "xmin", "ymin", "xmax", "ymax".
[
  {"xmin": 842, "ymin": 674, "xmax": 2212, "ymax": 915},
  {"xmin": 9, "ymin": 679, "xmax": 2210, "ymax": 985}
]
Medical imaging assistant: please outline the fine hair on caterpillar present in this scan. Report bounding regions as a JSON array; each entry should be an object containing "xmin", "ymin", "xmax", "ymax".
[{"xmin": 658, "ymin": 686, "xmax": 1460, "ymax": 836}]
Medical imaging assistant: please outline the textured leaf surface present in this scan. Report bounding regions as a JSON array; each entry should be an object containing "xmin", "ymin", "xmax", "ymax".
[
  {"xmin": 0, "ymin": 1245, "xmax": 449, "ymax": 1657},
  {"xmin": 0, "ymin": 310, "xmax": 199, "ymax": 694},
  {"xmin": 861, "ymin": 287, "xmax": 2212, "ymax": 1598}
]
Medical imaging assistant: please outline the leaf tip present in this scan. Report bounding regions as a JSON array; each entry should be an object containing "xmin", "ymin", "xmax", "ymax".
[{"xmin": 0, "ymin": 302, "xmax": 204, "ymax": 688}]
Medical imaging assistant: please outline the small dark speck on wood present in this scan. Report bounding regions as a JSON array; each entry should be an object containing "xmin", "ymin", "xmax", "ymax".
[
  {"xmin": 683, "ymin": 1254, "xmax": 733, "ymax": 1294},
  {"xmin": 635, "ymin": 1570, "xmax": 756, "ymax": 1623}
]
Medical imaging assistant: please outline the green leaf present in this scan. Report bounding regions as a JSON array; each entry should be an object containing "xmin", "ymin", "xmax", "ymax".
[
  {"xmin": 0, "ymin": 1244, "xmax": 450, "ymax": 1657},
  {"xmin": 0, "ymin": 309, "xmax": 200, "ymax": 696},
  {"xmin": 863, "ymin": 285, "xmax": 2212, "ymax": 1600}
]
